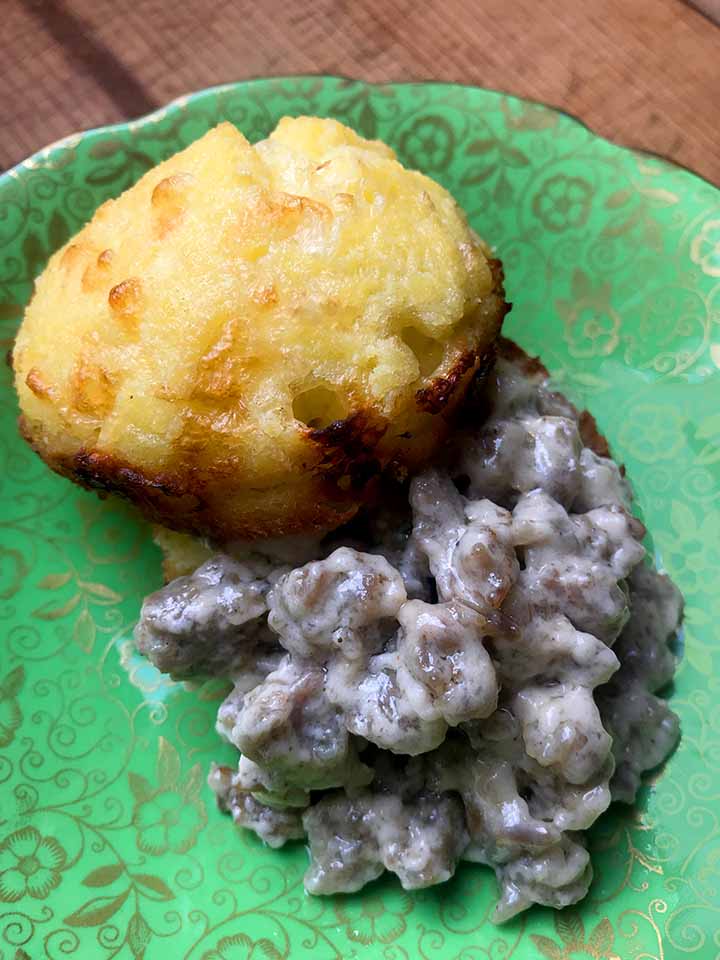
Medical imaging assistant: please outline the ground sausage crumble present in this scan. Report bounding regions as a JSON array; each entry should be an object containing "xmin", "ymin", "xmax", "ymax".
[{"xmin": 135, "ymin": 342, "xmax": 682, "ymax": 922}]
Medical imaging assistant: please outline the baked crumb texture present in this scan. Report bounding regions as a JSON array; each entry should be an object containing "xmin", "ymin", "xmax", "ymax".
[{"xmin": 14, "ymin": 117, "xmax": 506, "ymax": 541}]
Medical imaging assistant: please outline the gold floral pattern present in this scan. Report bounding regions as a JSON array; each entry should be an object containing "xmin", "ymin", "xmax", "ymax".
[
  {"xmin": 0, "ymin": 827, "xmax": 67, "ymax": 901},
  {"xmin": 532, "ymin": 174, "xmax": 593, "ymax": 231},
  {"xmin": 555, "ymin": 269, "xmax": 620, "ymax": 358},
  {"xmin": 690, "ymin": 218, "xmax": 720, "ymax": 276},
  {"xmin": 129, "ymin": 737, "xmax": 207, "ymax": 856},
  {"xmin": 532, "ymin": 913, "xmax": 620, "ymax": 959},
  {"xmin": 201, "ymin": 933, "xmax": 283, "ymax": 960},
  {"xmin": 133, "ymin": 789, "xmax": 206, "ymax": 855},
  {"xmin": 398, "ymin": 114, "xmax": 456, "ymax": 171},
  {"xmin": 0, "ymin": 76, "xmax": 718, "ymax": 959},
  {"xmin": 616, "ymin": 404, "xmax": 686, "ymax": 464},
  {"xmin": 655, "ymin": 501, "xmax": 719, "ymax": 597},
  {"xmin": 334, "ymin": 892, "xmax": 413, "ymax": 944}
]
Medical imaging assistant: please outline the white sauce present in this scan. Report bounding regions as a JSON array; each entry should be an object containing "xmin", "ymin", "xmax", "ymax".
[{"xmin": 137, "ymin": 345, "xmax": 682, "ymax": 922}]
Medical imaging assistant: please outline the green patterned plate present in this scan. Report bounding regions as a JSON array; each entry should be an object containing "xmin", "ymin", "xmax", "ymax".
[{"xmin": 1, "ymin": 77, "xmax": 719, "ymax": 960}]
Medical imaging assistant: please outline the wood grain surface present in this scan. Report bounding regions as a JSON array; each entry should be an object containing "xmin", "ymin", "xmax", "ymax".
[{"xmin": 1, "ymin": 0, "xmax": 719, "ymax": 184}]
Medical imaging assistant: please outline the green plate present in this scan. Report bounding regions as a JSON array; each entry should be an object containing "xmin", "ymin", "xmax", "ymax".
[{"xmin": 1, "ymin": 77, "xmax": 718, "ymax": 960}]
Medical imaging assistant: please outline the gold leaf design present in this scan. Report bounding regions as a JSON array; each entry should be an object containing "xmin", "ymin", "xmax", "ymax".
[
  {"xmin": 605, "ymin": 189, "xmax": 632, "ymax": 209},
  {"xmin": 133, "ymin": 873, "xmax": 174, "ymax": 902},
  {"xmin": 127, "ymin": 912, "xmax": 152, "ymax": 958},
  {"xmin": 181, "ymin": 763, "xmax": 204, "ymax": 801},
  {"xmin": 0, "ymin": 697, "xmax": 23, "ymax": 747},
  {"xmin": 157, "ymin": 736, "xmax": 181, "ymax": 788},
  {"xmin": 555, "ymin": 912, "xmax": 585, "ymax": 946},
  {"xmin": 73, "ymin": 609, "xmax": 96, "ymax": 654},
  {"xmin": 31, "ymin": 594, "xmax": 81, "ymax": 620},
  {"xmin": 82, "ymin": 863, "xmax": 124, "ymax": 888},
  {"xmin": 638, "ymin": 186, "xmax": 678, "ymax": 205},
  {"xmin": 128, "ymin": 772, "xmax": 154, "ymax": 804},
  {"xmin": 530, "ymin": 934, "xmax": 564, "ymax": 960},
  {"xmin": 79, "ymin": 580, "xmax": 124, "ymax": 603},
  {"xmin": 602, "ymin": 208, "xmax": 641, "ymax": 237},
  {"xmin": 63, "ymin": 888, "xmax": 130, "ymax": 926},
  {"xmin": 500, "ymin": 145, "xmax": 530, "ymax": 168},
  {"xmin": 0, "ymin": 547, "xmax": 27, "ymax": 600},
  {"xmin": 465, "ymin": 138, "xmax": 496, "ymax": 156},
  {"xmin": 588, "ymin": 918, "xmax": 615, "ymax": 954},
  {"xmin": 571, "ymin": 268, "xmax": 593, "ymax": 300},
  {"xmin": 0, "ymin": 665, "xmax": 24, "ymax": 699},
  {"xmin": 37, "ymin": 572, "xmax": 72, "ymax": 590},
  {"xmin": 89, "ymin": 137, "xmax": 124, "ymax": 159}
]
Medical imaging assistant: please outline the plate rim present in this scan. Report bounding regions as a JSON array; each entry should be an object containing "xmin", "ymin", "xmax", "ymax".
[{"xmin": 1, "ymin": 73, "xmax": 718, "ymax": 195}]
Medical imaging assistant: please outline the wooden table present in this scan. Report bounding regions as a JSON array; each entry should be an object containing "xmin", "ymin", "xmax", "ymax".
[{"xmin": 2, "ymin": 0, "xmax": 720, "ymax": 185}]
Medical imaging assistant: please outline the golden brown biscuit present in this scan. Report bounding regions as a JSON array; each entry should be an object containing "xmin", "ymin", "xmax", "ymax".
[
  {"xmin": 151, "ymin": 526, "xmax": 214, "ymax": 581},
  {"xmin": 14, "ymin": 117, "xmax": 507, "ymax": 540}
]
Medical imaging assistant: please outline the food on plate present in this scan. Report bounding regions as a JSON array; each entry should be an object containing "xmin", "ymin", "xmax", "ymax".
[
  {"xmin": 136, "ymin": 341, "xmax": 682, "ymax": 921},
  {"xmin": 151, "ymin": 526, "xmax": 214, "ymax": 581},
  {"xmin": 13, "ymin": 117, "xmax": 506, "ymax": 541},
  {"xmin": 12, "ymin": 115, "xmax": 682, "ymax": 922}
]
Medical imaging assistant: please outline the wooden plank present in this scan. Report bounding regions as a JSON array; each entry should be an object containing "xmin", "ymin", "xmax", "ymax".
[
  {"xmin": 689, "ymin": 0, "xmax": 720, "ymax": 21},
  {"xmin": 0, "ymin": 0, "xmax": 718, "ymax": 184}
]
